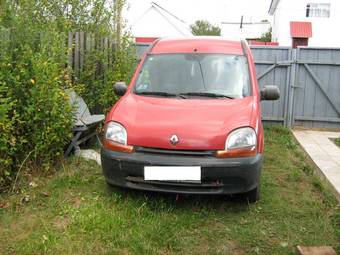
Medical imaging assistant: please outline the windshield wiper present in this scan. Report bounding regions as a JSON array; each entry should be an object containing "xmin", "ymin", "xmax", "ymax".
[
  {"xmin": 179, "ymin": 92, "xmax": 235, "ymax": 99},
  {"xmin": 135, "ymin": 91, "xmax": 188, "ymax": 98}
]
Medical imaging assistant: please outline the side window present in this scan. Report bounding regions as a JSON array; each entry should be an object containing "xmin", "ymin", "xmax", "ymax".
[
  {"xmin": 135, "ymin": 57, "xmax": 154, "ymax": 91},
  {"xmin": 137, "ymin": 70, "xmax": 150, "ymax": 91}
]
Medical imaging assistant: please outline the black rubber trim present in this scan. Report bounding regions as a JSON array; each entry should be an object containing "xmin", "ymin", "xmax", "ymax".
[{"xmin": 134, "ymin": 146, "xmax": 215, "ymax": 156}]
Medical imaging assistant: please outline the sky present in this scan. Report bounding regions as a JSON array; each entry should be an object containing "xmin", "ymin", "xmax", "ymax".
[{"xmin": 124, "ymin": 0, "xmax": 273, "ymax": 27}]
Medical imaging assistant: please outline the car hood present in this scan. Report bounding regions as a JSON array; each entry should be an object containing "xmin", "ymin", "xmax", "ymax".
[{"xmin": 108, "ymin": 94, "xmax": 254, "ymax": 150}]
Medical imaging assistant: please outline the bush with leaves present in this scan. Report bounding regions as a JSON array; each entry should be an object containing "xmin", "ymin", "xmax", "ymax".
[
  {"xmin": 0, "ymin": 0, "xmax": 135, "ymax": 190},
  {"xmin": 76, "ymin": 33, "xmax": 137, "ymax": 114},
  {"xmin": 0, "ymin": 28, "xmax": 74, "ymax": 189}
]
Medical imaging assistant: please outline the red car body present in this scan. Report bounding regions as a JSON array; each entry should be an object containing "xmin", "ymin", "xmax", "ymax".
[
  {"xmin": 107, "ymin": 39, "xmax": 264, "ymax": 152},
  {"xmin": 101, "ymin": 38, "xmax": 279, "ymax": 202}
]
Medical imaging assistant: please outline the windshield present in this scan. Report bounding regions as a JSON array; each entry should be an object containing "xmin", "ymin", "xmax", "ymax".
[{"xmin": 134, "ymin": 53, "xmax": 251, "ymax": 98}]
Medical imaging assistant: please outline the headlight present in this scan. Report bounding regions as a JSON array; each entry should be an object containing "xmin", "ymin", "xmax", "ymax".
[
  {"xmin": 105, "ymin": 122, "xmax": 127, "ymax": 145},
  {"xmin": 226, "ymin": 127, "xmax": 256, "ymax": 150}
]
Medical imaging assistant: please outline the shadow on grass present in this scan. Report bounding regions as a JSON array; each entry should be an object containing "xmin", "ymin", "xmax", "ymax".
[{"xmin": 105, "ymin": 183, "xmax": 250, "ymax": 213}]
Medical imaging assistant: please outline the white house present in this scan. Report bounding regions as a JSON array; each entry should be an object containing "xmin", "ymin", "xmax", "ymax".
[
  {"xmin": 220, "ymin": 20, "xmax": 271, "ymax": 41},
  {"xmin": 269, "ymin": 0, "xmax": 340, "ymax": 47},
  {"xmin": 128, "ymin": 2, "xmax": 192, "ymax": 42}
]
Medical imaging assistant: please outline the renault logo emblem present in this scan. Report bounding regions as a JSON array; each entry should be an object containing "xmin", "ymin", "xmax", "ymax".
[{"xmin": 170, "ymin": 135, "xmax": 179, "ymax": 145}]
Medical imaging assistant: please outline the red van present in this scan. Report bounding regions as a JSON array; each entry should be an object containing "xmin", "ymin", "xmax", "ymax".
[{"xmin": 101, "ymin": 38, "xmax": 279, "ymax": 202}]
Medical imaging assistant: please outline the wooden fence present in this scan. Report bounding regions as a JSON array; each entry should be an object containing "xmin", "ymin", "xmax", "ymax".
[{"xmin": 67, "ymin": 32, "xmax": 117, "ymax": 78}]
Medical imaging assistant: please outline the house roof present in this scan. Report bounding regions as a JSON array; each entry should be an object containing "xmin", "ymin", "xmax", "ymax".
[
  {"xmin": 268, "ymin": 0, "xmax": 281, "ymax": 15},
  {"xmin": 290, "ymin": 22, "xmax": 312, "ymax": 38},
  {"xmin": 130, "ymin": 2, "xmax": 192, "ymax": 38},
  {"xmin": 150, "ymin": 38, "xmax": 244, "ymax": 55}
]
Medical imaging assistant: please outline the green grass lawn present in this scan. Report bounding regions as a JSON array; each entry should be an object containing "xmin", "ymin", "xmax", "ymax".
[
  {"xmin": 0, "ymin": 126, "xmax": 339, "ymax": 254},
  {"xmin": 335, "ymin": 137, "xmax": 340, "ymax": 147}
]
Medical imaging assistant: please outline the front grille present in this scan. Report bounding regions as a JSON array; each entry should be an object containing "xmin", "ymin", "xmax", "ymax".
[{"xmin": 134, "ymin": 146, "xmax": 215, "ymax": 157}]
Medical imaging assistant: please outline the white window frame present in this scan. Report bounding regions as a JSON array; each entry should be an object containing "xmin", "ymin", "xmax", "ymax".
[{"xmin": 306, "ymin": 3, "xmax": 330, "ymax": 18}]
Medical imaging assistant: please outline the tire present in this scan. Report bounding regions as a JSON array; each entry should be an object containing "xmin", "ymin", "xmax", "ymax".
[{"xmin": 242, "ymin": 186, "xmax": 260, "ymax": 203}]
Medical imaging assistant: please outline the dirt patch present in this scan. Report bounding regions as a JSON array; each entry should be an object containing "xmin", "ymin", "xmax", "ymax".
[
  {"xmin": 73, "ymin": 197, "xmax": 82, "ymax": 208},
  {"xmin": 0, "ymin": 202, "xmax": 10, "ymax": 209},
  {"xmin": 54, "ymin": 216, "xmax": 70, "ymax": 230}
]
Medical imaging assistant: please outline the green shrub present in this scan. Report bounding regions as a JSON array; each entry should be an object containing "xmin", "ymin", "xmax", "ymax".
[
  {"xmin": 23, "ymin": 47, "xmax": 74, "ymax": 162},
  {"xmin": 0, "ymin": 82, "xmax": 19, "ymax": 178},
  {"xmin": 0, "ymin": 29, "xmax": 74, "ymax": 189},
  {"xmin": 335, "ymin": 137, "xmax": 340, "ymax": 146},
  {"xmin": 0, "ymin": 0, "xmax": 135, "ymax": 190},
  {"xmin": 76, "ymin": 33, "xmax": 137, "ymax": 114}
]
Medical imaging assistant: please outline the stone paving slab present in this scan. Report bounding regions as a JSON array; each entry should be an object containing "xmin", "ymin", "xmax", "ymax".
[
  {"xmin": 297, "ymin": 245, "xmax": 337, "ymax": 255},
  {"xmin": 293, "ymin": 130, "xmax": 340, "ymax": 202},
  {"xmin": 76, "ymin": 149, "xmax": 101, "ymax": 166}
]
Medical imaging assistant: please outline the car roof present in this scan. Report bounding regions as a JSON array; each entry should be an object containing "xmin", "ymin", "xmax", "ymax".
[{"xmin": 150, "ymin": 37, "xmax": 244, "ymax": 55}]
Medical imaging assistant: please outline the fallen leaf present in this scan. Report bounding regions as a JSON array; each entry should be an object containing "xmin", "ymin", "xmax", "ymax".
[
  {"xmin": 73, "ymin": 198, "xmax": 82, "ymax": 208},
  {"xmin": 40, "ymin": 192, "xmax": 50, "ymax": 197},
  {"xmin": 0, "ymin": 202, "xmax": 10, "ymax": 209},
  {"xmin": 54, "ymin": 216, "xmax": 69, "ymax": 230},
  {"xmin": 280, "ymin": 241, "xmax": 288, "ymax": 248},
  {"xmin": 21, "ymin": 195, "xmax": 30, "ymax": 203},
  {"xmin": 29, "ymin": 181, "xmax": 38, "ymax": 188},
  {"xmin": 239, "ymin": 219, "xmax": 249, "ymax": 225}
]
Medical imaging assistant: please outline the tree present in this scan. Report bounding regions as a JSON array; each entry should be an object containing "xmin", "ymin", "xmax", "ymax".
[
  {"xmin": 258, "ymin": 27, "xmax": 272, "ymax": 42},
  {"xmin": 190, "ymin": 20, "xmax": 221, "ymax": 36}
]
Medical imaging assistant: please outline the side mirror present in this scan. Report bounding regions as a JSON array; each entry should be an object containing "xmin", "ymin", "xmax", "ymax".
[
  {"xmin": 114, "ymin": 82, "xmax": 127, "ymax": 96},
  {"xmin": 260, "ymin": 85, "xmax": 280, "ymax": 100}
]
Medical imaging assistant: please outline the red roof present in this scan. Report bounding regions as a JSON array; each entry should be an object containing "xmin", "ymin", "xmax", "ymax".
[
  {"xmin": 151, "ymin": 38, "xmax": 244, "ymax": 55},
  {"xmin": 248, "ymin": 40, "xmax": 279, "ymax": 46},
  {"xmin": 290, "ymin": 22, "xmax": 312, "ymax": 38},
  {"xmin": 135, "ymin": 37, "xmax": 158, "ymax": 43}
]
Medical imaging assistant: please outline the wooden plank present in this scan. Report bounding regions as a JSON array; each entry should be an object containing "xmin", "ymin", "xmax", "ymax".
[
  {"xmin": 326, "ymin": 49, "xmax": 340, "ymax": 120},
  {"xmin": 287, "ymin": 49, "xmax": 298, "ymax": 127},
  {"xmin": 254, "ymin": 60, "xmax": 292, "ymax": 66},
  {"xmin": 261, "ymin": 117, "xmax": 284, "ymax": 121},
  {"xmin": 74, "ymin": 32, "xmax": 80, "ymax": 78},
  {"xmin": 297, "ymin": 60, "xmax": 340, "ymax": 66},
  {"xmin": 283, "ymin": 49, "xmax": 292, "ymax": 127},
  {"xmin": 80, "ymin": 31, "xmax": 85, "ymax": 71},
  {"xmin": 86, "ymin": 32, "xmax": 91, "ymax": 52},
  {"xmin": 257, "ymin": 64, "xmax": 276, "ymax": 80},
  {"xmin": 67, "ymin": 32, "xmax": 73, "ymax": 69},
  {"xmin": 294, "ymin": 116, "xmax": 340, "ymax": 123},
  {"xmin": 314, "ymin": 50, "xmax": 331, "ymax": 128},
  {"xmin": 304, "ymin": 63, "xmax": 340, "ymax": 115}
]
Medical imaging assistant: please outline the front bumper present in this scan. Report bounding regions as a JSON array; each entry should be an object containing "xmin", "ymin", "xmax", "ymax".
[{"xmin": 101, "ymin": 148, "xmax": 263, "ymax": 195}]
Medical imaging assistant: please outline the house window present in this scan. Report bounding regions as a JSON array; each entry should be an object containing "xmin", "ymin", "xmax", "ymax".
[{"xmin": 306, "ymin": 3, "xmax": 330, "ymax": 17}]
